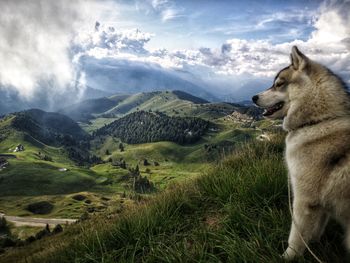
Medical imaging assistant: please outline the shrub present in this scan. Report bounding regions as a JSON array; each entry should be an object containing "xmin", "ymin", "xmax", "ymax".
[
  {"xmin": 72, "ymin": 195, "xmax": 86, "ymax": 201},
  {"xmin": 26, "ymin": 201, "xmax": 54, "ymax": 215}
]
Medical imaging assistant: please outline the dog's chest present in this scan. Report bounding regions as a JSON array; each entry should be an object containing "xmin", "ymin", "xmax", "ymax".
[{"xmin": 285, "ymin": 133, "xmax": 313, "ymax": 183}]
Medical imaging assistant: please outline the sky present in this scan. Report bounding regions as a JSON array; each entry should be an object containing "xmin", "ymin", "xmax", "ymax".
[
  {"xmin": 0, "ymin": 0, "xmax": 349, "ymax": 103},
  {"xmin": 107, "ymin": 0, "xmax": 319, "ymax": 50}
]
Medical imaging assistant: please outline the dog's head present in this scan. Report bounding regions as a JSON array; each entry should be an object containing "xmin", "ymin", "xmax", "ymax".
[{"xmin": 252, "ymin": 46, "xmax": 310, "ymax": 119}]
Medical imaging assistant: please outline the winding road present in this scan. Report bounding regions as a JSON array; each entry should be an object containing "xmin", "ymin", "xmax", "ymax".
[{"xmin": 0, "ymin": 213, "xmax": 77, "ymax": 227}]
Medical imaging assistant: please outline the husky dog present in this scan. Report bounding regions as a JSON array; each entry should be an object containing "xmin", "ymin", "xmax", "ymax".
[{"xmin": 252, "ymin": 46, "xmax": 350, "ymax": 260}]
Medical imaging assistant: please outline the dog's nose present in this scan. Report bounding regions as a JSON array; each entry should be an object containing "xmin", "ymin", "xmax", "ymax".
[{"xmin": 252, "ymin": 95, "xmax": 259, "ymax": 103}]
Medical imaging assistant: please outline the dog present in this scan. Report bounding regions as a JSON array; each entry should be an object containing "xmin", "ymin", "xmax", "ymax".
[{"xmin": 252, "ymin": 46, "xmax": 350, "ymax": 260}]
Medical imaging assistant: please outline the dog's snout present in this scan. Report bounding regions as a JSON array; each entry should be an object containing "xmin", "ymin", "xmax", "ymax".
[{"xmin": 252, "ymin": 95, "xmax": 259, "ymax": 103}]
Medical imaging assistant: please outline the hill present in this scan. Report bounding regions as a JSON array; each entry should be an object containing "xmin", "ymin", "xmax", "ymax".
[
  {"xmin": 2, "ymin": 133, "xmax": 345, "ymax": 262},
  {"xmin": 60, "ymin": 90, "xmax": 209, "ymax": 122},
  {"xmin": 10, "ymin": 109, "xmax": 88, "ymax": 145},
  {"xmin": 59, "ymin": 95, "xmax": 129, "ymax": 122},
  {"xmin": 0, "ymin": 109, "xmax": 96, "ymax": 165},
  {"xmin": 94, "ymin": 111, "xmax": 210, "ymax": 144},
  {"xmin": 0, "ymin": 109, "xmax": 104, "ymax": 197}
]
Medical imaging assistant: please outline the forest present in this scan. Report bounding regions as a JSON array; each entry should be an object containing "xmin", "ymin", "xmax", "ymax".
[{"xmin": 94, "ymin": 111, "xmax": 210, "ymax": 144}]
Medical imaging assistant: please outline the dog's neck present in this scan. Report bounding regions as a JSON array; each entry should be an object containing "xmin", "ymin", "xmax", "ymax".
[{"xmin": 283, "ymin": 78, "xmax": 350, "ymax": 132}]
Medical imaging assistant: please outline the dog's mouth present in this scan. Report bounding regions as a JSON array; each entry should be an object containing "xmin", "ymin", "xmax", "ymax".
[{"xmin": 263, "ymin": 101, "xmax": 284, "ymax": 116}]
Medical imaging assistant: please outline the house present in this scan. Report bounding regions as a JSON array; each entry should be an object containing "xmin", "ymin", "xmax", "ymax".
[{"xmin": 13, "ymin": 144, "xmax": 25, "ymax": 152}]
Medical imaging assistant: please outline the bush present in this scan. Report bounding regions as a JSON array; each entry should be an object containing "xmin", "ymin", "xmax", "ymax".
[
  {"xmin": 35, "ymin": 227, "xmax": 50, "ymax": 240},
  {"xmin": 26, "ymin": 201, "xmax": 54, "ymax": 215}
]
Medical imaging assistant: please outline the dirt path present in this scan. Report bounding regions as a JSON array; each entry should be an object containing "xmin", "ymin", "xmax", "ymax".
[{"xmin": 0, "ymin": 213, "xmax": 77, "ymax": 227}]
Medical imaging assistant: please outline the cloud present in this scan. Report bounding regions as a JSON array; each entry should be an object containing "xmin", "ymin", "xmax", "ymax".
[
  {"xmin": 74, "ymin": 24, "xmax": 153, "ymax": 57},
  {"xmin": 0, "ymin": 0, "xmax": 112, "ymax": 101},
  {"xmin": 167, "ymin": 0, "xmax": 350, "ymax": 85}
]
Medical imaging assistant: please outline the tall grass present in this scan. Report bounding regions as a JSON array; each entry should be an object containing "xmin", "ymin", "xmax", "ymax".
[{"xmin": 1, "ymin": 134, "xmax": 346, "ymax": 262}]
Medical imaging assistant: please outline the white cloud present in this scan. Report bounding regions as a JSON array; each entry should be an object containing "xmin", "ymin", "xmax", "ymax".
[
  {"xmin": 0, "ymin": 0, "xmax": 118, "ymax": 100},
  {"xmin": 74, "ymin": 25, "xmax": 153, "ymax": 57}
]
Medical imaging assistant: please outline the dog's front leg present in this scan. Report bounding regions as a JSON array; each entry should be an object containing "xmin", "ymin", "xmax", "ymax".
[{"xmin": 283, "ymin": 198, "xmax": 325, "ymax": 261}]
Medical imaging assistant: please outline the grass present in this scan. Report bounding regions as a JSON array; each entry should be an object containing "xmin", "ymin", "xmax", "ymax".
[
  {"xmin": 0, "ymin": 191, "xmax": 125, "ymax": 219},
  {"xmin": 2, "ymin": 133, "xmax": 346, "ymax": 262},
  {"xmin": 0, "ymin": 160, "xmax": 97, "ymax": 196},
  {"xmin": 9, "ymin": 225, "xmax": 43, "ymax": 240}
]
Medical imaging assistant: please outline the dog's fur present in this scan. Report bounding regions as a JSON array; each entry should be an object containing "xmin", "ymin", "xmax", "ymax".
[{"xmin": 253, "ymin": 46, "xmax": 350, "ymax": 260}]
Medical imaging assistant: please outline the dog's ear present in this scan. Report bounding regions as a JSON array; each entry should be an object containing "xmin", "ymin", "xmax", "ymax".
[{"xmin": 290, "ymin": 46, "xmax": 308, "ymax": 71}]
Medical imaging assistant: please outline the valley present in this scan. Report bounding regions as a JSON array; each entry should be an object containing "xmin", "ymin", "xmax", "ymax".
[{"xmin": 0, "ymin": 90, "xmax": 271, "ymax": 247}]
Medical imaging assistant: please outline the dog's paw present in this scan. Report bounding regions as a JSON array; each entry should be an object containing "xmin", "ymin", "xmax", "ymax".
[{"xmin": 282, "ymin": 247, "xmax": 298, "ymax": 261}]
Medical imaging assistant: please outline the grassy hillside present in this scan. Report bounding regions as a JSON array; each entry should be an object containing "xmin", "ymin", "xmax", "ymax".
[
  {"xmin": 91, "ymin": 117, "xmax": 259, "ymax": 189},
  {"xmin": 2, "ymin": 133, "xmax": 345, "ymax": 262},
  {"xmin": 11, "ymin": 109, "xmax": 88, "ymax": 143},
  {"xmin": 0, "ymin": 110, "xmax": 100, "ymax": 191}
]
